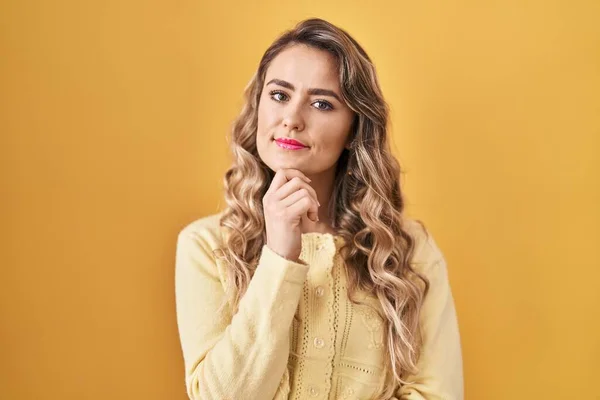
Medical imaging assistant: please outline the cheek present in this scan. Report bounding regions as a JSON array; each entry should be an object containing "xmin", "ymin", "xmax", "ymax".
[
  {"xmin": 256, "ymin": 101, "xmax": 277, "ymax": 153},
  {"xmin": 257, "ymin": 100, "xmax": 278, "ymax": 132},
  {"xmin": 314, "ymin": 115, "xmax": 351, "ymax": 147},
  {"xmin": 256, "ymin": 103, "xmax": 266, "ymax": 132}
]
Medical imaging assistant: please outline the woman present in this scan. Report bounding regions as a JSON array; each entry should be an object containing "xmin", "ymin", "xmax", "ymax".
[{"xmin": 175, "ymin": 18, "xmax": 463, "ymax": 400}]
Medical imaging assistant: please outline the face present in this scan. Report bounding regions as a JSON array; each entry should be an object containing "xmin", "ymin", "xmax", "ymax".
[{"xmin": 256, "ymin": 44, "xmax": 355, "ymax": 176}]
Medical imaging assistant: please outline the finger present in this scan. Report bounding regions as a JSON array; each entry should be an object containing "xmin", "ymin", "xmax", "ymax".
[
  {"xmin": 281, "ymin": 168, "xmax": 311, "ymax": 185},
  {"xmin": 287, "ymin": 196, "xmax": 319, "ymax": 222},
  {"xmin": 275, "ymin": 177, "xmax": 320, "ymax": 206},
  {"xmin": 266, "ymin": 169, "xmax": 289, "ymax": 194},
  {"xmin": 281, "ymin": 188, "xmax": 320, "ymax": 216}
]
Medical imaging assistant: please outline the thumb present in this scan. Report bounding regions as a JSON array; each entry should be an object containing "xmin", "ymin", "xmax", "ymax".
[{"xmin": 306, "ymin": 204, "xmax": 319, "ymax": 223}]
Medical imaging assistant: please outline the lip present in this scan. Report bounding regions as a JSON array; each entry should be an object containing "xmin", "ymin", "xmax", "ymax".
[
  {"xmin": 275, "ymin": 138, "xmax": 308, "ymax": 150},
  {"xmin": 275, "ymin": 137, "xmax": 308, "ymax": 147}
]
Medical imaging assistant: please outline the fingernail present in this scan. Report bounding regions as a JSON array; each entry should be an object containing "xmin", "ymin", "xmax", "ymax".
[
  {"xmin": 317, "ymin": 216, "xmax": 320, "ymax": 221},
  {"xmin": 317, "ymin": 200, "xmax": 321, "ymax": 206},
  {"xmin": 306, "ymin": 177, "xmax": 312, "ymax": 182}
]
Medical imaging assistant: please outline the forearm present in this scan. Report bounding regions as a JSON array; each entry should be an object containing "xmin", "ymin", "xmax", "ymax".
[{"xmin": 176, "ymin": 236, "xmax": 308, "ymax": 400}]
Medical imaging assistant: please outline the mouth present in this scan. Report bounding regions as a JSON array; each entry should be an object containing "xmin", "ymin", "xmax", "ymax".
[{"xmin": 274, "ymin": 138, "xmax": 309, "ymax": 150}]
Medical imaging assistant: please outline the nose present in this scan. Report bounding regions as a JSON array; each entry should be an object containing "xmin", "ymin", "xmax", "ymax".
[{"xmin": 282, "ymin": 102, "xmax": 305, "ymax": 132}]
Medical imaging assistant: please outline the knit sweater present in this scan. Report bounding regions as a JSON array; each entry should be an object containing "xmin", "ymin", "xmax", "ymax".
[{"xmin": 174, "ymin": 212, "xmax": 463, "ymax": 400}]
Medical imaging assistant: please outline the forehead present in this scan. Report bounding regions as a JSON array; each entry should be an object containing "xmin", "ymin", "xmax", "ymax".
[{"xmin": 265, "ymin": 44, "xmax": 340, "ymax": 89}]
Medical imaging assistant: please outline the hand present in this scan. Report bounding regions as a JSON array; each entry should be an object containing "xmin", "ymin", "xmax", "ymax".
[{"xmin": 263, "ymin": 169, "xmax": 320, "ymax": 262}]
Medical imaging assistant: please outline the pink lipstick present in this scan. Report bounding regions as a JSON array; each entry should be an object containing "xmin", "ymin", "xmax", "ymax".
[{"xmin": 275, "ymin": 138, "xmax": 308, "ymax": 150}]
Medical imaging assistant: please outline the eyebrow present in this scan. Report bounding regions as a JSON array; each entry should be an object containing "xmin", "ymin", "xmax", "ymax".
[{"xmin": 266, "ymin": 78, "xmax": 342, "ymax": 103}]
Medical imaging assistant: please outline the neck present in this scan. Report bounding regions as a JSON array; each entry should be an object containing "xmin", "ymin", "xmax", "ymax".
[{"xmin": 302, "ymin": 164, "xmax": 338, "ymax": 233}]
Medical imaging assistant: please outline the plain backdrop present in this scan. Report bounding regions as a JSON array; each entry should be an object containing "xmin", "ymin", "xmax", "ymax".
[{"xmin": 1, "ymin": 0, "xmax": 599, "ymax": 399}]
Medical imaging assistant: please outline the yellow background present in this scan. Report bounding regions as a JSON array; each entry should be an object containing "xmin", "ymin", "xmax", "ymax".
[{"xmin": 1, "ymin": 1, "xmax": 598, "ymax": 399}]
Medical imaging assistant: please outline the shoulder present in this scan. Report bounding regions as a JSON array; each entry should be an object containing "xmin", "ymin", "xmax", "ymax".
[
  {"xmin": 176, "ymin": 210, "xmax": 227, "ymax": 254},
  {"xmin": 401, "ymin": 216, "xmax": 446, "ymax": 270},
  {"xmin": 175, "ymin": 211, "xmax": 230, "ymax": 286}
]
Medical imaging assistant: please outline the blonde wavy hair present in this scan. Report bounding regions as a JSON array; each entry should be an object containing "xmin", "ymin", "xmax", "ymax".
[{"xmin": 214, "ymin": 18, "xmax": 430, "ymax": 393}]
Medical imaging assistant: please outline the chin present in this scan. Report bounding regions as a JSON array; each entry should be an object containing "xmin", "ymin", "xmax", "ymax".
[{"xmin": 267, "ymin": 157, "xmax": 307, "ymax": 172}]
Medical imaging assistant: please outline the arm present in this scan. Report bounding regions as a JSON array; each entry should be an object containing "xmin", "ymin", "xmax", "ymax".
[
  {"xmin": 174, "ymin": 227, "xmax": 309, "ymax": 400},
  {"xmin": 392, "ymin": 257, "xmax": 464, "ymax": 400}
]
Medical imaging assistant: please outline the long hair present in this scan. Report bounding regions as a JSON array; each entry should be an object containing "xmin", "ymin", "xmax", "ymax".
[{"xmin": 214, "ymin": 18, "xmax": 430, "ymax": 393}]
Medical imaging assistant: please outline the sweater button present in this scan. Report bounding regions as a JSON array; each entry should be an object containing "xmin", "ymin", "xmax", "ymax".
[
  {"xmin": 313, "ymin": 337, "xmax": 325, "ymax": 349},
  {"xmin": 315, "ymin": 286, "xmax": 324, "ymax": 297},
  {"xmin": 307, "ymin": 385, "xmax": 320, "ymax": 397}
]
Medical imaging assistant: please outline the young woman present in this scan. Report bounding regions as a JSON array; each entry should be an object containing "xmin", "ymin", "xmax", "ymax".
[{"xmin": 175, "ymin": 18, "xmax": 463, "ymax": 400}]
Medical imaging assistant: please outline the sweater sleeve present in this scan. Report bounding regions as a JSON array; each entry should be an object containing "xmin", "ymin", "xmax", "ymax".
[
  {"xmin": 174, "ymin": 227, "xmax": 309, "ymax": 400},
  {"xmin": 392, "ymin": 257, "xmax": 464, "ymax": 400}
]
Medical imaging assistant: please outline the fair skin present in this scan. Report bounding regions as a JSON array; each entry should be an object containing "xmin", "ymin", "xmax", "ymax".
[{"xmin": 256, "ymin": 44, "xmax": 355, "ymax": 235}]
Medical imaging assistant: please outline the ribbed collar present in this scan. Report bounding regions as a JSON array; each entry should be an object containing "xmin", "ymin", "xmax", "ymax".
[{"xmin": 299, "ymin": 232, "xmax": 345, "ymax": 264}]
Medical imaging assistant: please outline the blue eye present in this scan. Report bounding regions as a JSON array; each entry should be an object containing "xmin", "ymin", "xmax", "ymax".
[
  {"xmin": 313, "ymin": 100, "xmax": 334, "ymax": 111},
  {"xmin": 269, "ymin": 90, "xmax": 288, "ymax": 102},
  {"xmin": 269, "ymin": 90, "xmax": 334, "ymax": 111}
]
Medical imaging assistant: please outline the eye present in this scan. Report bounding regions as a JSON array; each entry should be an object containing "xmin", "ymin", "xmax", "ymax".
[
  {"xmin": 269, "ymin": 90, "xmax": 288, "ymax": 102},
  {"xmin": 312, "ymin": 100, "xmax": 334, "ymax": 111}
]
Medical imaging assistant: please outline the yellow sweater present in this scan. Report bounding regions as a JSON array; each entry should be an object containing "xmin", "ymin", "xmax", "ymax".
[{"xmin": 175, "ymin": 212, "xmax": 463, "ymax": 400}]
